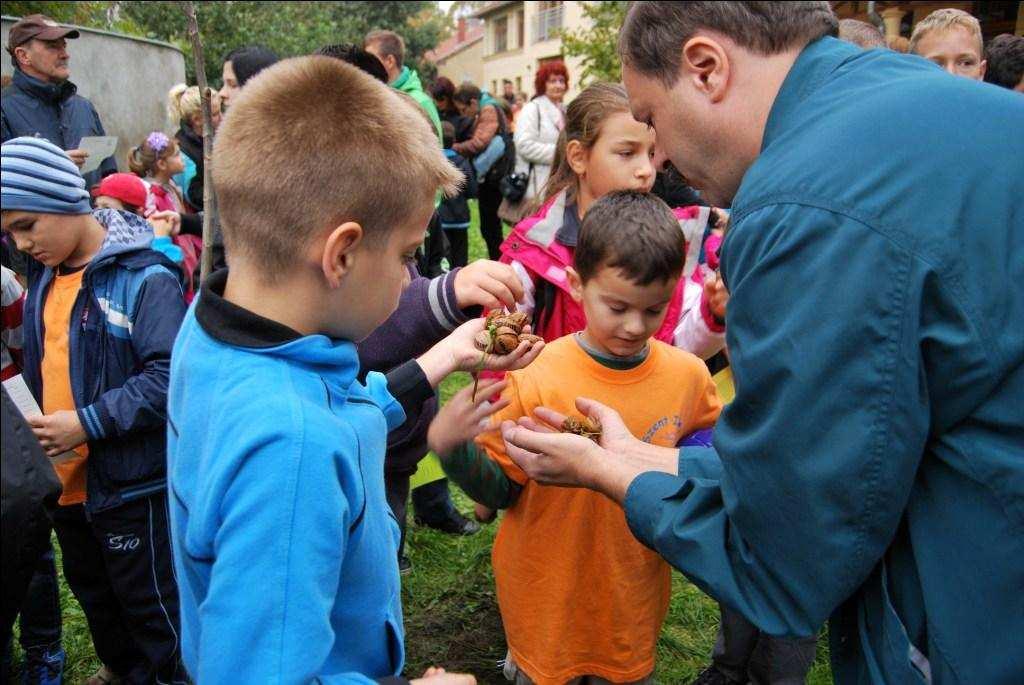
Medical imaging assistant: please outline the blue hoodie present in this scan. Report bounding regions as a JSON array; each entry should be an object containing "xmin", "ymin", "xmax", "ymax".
[
  {"xmin": 22, "ymin": 208, "xmax": 185, "ymax": 513},
  {"xmin": 168, "ymin": 270, "xmax": 409, "ymax": 684}
]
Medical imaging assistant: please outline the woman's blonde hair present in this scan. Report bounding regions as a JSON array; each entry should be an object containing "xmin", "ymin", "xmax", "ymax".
[
  {"xmin": 539, "ymin": 82, "xmax": 633, "ymax": 206},
  {"xmin": 168, "ymin": 83, "xmax": 219, "ymax": 126}
]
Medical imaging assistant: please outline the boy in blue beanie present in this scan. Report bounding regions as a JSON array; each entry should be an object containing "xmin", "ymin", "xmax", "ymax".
[
  {"xmin": 167, "ymin": 57, "xmax": 541, "ymax": 684},
  {"xmin": 1, "ymin": 136, "xmax": 187, "ymax": 683}
]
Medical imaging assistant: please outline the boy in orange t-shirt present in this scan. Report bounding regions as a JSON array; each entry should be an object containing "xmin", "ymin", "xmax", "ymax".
[{"xmin": 430, "ymin": 191, "xmax": 722, "ymax": 684}]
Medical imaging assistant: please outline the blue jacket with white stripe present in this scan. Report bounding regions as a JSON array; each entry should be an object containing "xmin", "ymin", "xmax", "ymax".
[{"xmin": 22, "ymin": 209, "xmax": 186, "ymax": 513}]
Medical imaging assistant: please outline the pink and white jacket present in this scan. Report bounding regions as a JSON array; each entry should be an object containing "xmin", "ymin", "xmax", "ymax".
[{"xmin": 499, "ymin": 189, "xmax": 726, "ymax": 358}]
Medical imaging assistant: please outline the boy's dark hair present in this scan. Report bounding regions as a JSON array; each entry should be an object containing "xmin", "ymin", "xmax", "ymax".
[
  {"xmin": 441, "ymin": 120, "xmax": 455, "ymax": 149},
  {"xmin": 984, "ymin": 34, "xmax": 1024, "ymax": 90},
  {"xmin": 223, "ymin": 45, "xmax": 279, "ymax": 87},
  {"xmin": 454, "ymin": 83, "xmax": 481, "ymax": 105},
  {"xmin": 365, "ymin": 29, "xmax": 405, "ymax": 68},
  {"xmin": 620, "ymin": 2, "xmax": 837, "ymax": 86},
  {"xmin": 575, "ymin": 191, "xmax": 684, "ymax": 286},
  {"xmin": 315, "ymin": 43, "xmax": 388, "ymax": 83},
  {"xmin": 430, "ymin": 76, "xmax": 456, "ymax": 101}
]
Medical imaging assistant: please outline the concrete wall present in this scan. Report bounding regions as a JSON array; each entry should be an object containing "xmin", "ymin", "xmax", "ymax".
[
  {"xmin": 478, "ymin": 1, "xmax": 588, "ymax": 101},
  {"xmin": 2, "ymin": 16, "xmax": 186, "ymax": 173},
  {"xmin": 436, "ymin": 38, "xmax": 485, "ymax": 88}
]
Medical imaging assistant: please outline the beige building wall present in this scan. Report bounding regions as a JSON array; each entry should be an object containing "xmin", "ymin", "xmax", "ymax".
[
  {"xmin": 436, "ymin": 39, "xmax": 485, "ymax": 87},
  {"xmin": 478, "ymin": 1, "xmax": 589, "ymax": 100}
]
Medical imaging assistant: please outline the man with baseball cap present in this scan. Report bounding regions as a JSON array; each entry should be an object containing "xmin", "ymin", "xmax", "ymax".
[{"xmin": 2, "ymin": 14, "xmax": 116, "ymax": 190}]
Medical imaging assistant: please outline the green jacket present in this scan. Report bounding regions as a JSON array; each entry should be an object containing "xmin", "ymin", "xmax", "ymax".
[
  {"xmin": 391, "ymin": 66, "xmax": 442, "ymax": 143},
  {"xmin": 624, "ymin": 37, "xmax": 1024, "ymax": 684}
]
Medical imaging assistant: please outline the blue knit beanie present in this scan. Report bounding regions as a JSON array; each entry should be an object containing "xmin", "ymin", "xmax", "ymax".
[{"xmin": 1, "ymin": 136, "xmax": 92, "ymax": 215}]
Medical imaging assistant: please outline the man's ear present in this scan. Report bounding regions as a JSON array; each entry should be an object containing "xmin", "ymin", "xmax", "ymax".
[
  {"xmin": 321, "ymin": 222, "xmax": 364, "ymax": 288},
  {"xmin": 680, "ymin": 36, "xmax": 731, "ymax": 104},
  {"xmin": 978, "ymin": 59, "xmax": 987, "ymax": 79},
  {"xmin": 566, "ymin": 139, "xmax": 587, "ymax": 177},
  {"xmin": 566, "ymin": 266, "xmax": 584, "ymax": 303},
  {"xmin": 14, "ymin": 46, "xmax": 30, "ymax": 69}
]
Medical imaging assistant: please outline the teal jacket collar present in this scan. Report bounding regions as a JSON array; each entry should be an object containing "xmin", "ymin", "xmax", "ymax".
[{"xmin": 762, "ymin": 37, "xmax": 858, "ymax": 152}]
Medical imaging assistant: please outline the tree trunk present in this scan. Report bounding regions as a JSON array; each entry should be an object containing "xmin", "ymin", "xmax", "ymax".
[{"xmin": 181, "ymin": 1, "xmax": 217, "ymax": 282}]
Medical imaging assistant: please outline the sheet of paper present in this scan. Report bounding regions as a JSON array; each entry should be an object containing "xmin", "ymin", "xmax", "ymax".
[
  {"xmin": 3, "ymin": 374, "xmax": 79, "ymax": 464},
  {"xmin": 3, "ymin": 373, "xmax": 42, "ymax": 418},
  {"xmin": 77, "ymin": 136, "xmax": 117, "ymax": 173}
]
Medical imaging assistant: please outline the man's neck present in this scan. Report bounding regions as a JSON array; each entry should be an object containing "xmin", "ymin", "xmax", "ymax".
[
  {"xmin": 222, "ymin": 262, "xmax": 322, "ymax": 337},
  {"xmin": 387, "ymin": 65, "xmax": 402, "ymax": 85},
  {"xmin": 62, "ymin": 215, "xmax": 106, "ymax": 269},
  {"xmin": 18, "ymin": 65, "xmax": 58, "ymax": 85}
]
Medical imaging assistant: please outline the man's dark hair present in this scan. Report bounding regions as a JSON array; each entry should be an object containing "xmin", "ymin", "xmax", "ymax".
[
  {"xmin": 365, "ymin": 29, "xmax": 405, "ymax": 68},
  {"xmin": 984, "ymin": 34, "xmax": 1024, "ymax": 90},
  {"xmin": 620, "ymin": 1, "xmax": 838, "ymax": 86},
  {"xmin": 453, "ymin": 83, "xmax": 481, "ymax": 105},
  {"xmin": 224, "ymin": 45, "xmax": 279, "ymax": 87},
  {"xmin": 316, "ymin": 43, "xmax": 388, "ymax": 83},
  {"xmin": 441, "ymin": 120, "xmax": 455, "ymax": 149},
  {"xmin": 575, "ymin": 191, "xmax": 684, "ymax": 286}
]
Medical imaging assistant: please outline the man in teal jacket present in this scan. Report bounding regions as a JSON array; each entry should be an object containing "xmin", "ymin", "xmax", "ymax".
[{"xmin": 499, "ymin": 3, "xmax": 1024, "ymax": 683}]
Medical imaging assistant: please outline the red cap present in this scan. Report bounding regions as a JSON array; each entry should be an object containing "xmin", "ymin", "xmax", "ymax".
[
  {"xmin": 7, "ymin": 15, "xmax": 80, "ymax": 53},
  {"xmin": 94, "ymin": 173, "xmax": 148, "ymax": 210}
]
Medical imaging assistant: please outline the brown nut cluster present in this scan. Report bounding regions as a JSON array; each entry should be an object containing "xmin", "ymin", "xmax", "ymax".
[
  {"xmin": 562, "ymin": 415, "xmax": 602, "ymax": 442},
  {"xmin": 474, "ymin": 311, "xmax": 543, "ymax": 355}
]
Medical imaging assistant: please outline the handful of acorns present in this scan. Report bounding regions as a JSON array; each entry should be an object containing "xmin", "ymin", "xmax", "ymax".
[
  {"xmin": 474, "ymin": 310, "xmax": 544, "ymax": 355},
  {"xmin": 561, "ymin": 415, "xmax": 602, "ymax": 442}
]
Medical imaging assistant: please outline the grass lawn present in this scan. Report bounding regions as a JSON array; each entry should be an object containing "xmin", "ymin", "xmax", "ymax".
[{"xmin": 13, "ymin": 201, "xmax": 833, "ymax": 684}]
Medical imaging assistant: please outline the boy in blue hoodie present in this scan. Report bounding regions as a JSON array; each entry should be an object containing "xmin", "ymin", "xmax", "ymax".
[
  {"xmin": 0, "ymin": 136, "xmax": 187, "ymax": 684},
  {"xmin": 166, "ymin": 56, "xmax": 542, "ymax": 685}
]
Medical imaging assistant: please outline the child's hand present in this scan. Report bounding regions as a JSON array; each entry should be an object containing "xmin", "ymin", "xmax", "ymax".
[
  {"xmin": 146, "ymin": 210, "xmax": 181, "ymax": 237},
  {"xmin": 28, "ymin": 410, "xmax": 87, "ymax": 458},
  {"xmin": 428, "ymin": 379, "xmax": 510, "ymax": 457},
  {"xmin": 416, "ymin": 318, "xmax": 544, "ymax": 387},
  {"xmin": 453, "ymin": 260, "xmax": 524, "ymax": 311},
  {"xmin": 411, "ymin": 667, "xmax": 476, "ymax": 684},
  {"xmin": 703, "ymin": 272, "xmax": 728, "ymax": 322}
]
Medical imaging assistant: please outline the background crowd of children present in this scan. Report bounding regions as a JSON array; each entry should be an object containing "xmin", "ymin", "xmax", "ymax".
[{"xmin": 2, "ymin": 4, "xmax": 1023, "ymax": 685}]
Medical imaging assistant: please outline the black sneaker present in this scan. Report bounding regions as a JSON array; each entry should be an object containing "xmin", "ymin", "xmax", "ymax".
[
  {"xmin": 23, "ymin": 645, "xmax": 65, "ymax": 685},
  {"xmin": 398, "ymin": 555, "xmax": 412, "ymax": 575},
  {"xmin": 691, "ymin": 666, "xmax": 743, "ymax": 685},
  {"xmin": 414, "ymin": 509, "xmax": 481, "ymax": 536}
]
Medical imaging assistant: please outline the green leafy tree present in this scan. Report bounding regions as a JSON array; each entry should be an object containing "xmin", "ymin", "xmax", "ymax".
[
  {"xmin": 6, "ymin": 2, "xmax": 450, "ymax": 85},
  {"xmin": 560, "ymin": 0, "xmax": 628, "ymax": 85}
]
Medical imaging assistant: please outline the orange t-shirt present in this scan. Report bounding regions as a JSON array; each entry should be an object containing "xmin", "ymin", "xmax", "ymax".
[
  {"xmin": 478, "ymin": 335, "xmax": 722, "ymax": 684},
  {"xmin": 41, "ymin": 268, "xmax": 89, "ymax": 506}
]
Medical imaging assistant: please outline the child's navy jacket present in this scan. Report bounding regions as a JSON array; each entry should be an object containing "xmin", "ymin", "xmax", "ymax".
[
  {"xmin": 22, "ymin": 209, "xmax": 185, "ymax": 513},
  {"xmin": 168, "ymin": 269, "xmax": 409, "ymax": 684}
]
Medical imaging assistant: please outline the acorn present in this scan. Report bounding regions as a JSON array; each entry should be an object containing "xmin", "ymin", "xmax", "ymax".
[
  {"xmin": 562, "ymin": 415, "xmax": 602, "ymax": 442},
  {"xmin": 474, "ymin": 331, "xmax": 493, "ymax": 351},
  {"xmin": 493, "ymin": 327, "xmax": 521, "ymax": 354},
  {"xmin": 504, "ymin": 311, "xmax": 529, "ymax": 333}
]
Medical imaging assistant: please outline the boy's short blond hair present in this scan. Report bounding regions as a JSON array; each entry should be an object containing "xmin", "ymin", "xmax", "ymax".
[
  {"xmin": 909, "ymin": 8, "xmax": 983, "ymax": 56},
  {"xmin": 212, "ymin": 56, "xmax": 460, "ymax": 279}
]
